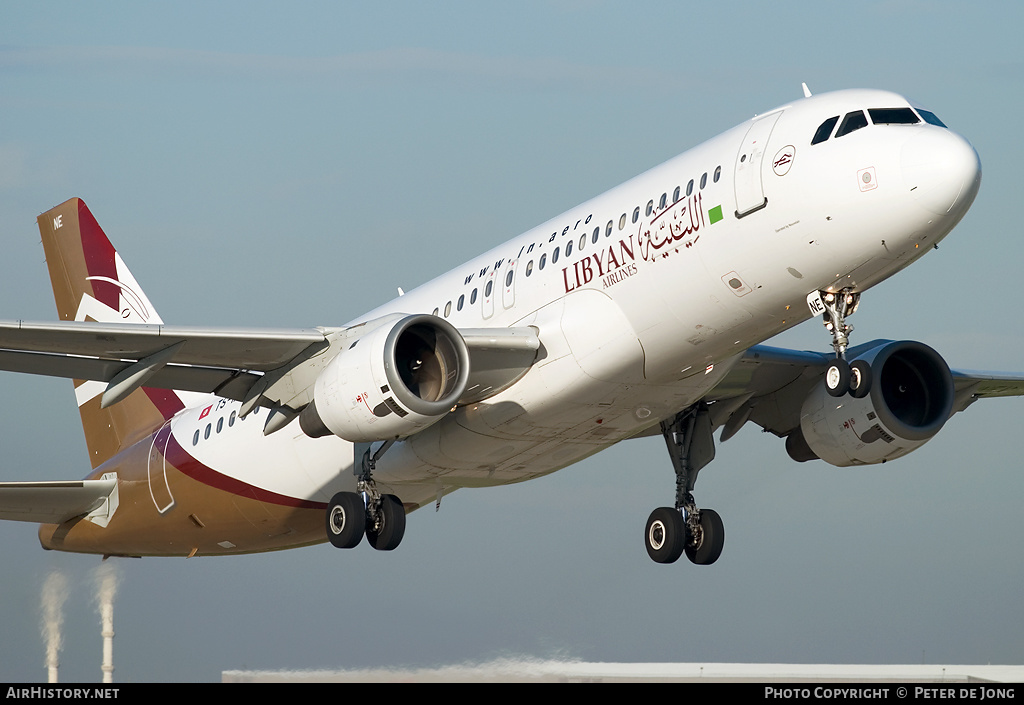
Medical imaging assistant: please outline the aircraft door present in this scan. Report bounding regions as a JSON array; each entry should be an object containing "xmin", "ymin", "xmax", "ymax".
[
  {"xmin": 147, "ymin": 421, "xmax": 176, "ymax": 514},
  {"xmin": 734, "ymin": 111, "xmax": 782, "ymax": 218}
]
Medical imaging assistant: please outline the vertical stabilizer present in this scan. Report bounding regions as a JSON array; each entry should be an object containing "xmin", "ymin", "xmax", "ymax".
[{"xmin": 37, "ymin": 198, "xmax": 184, "ymax": 468}]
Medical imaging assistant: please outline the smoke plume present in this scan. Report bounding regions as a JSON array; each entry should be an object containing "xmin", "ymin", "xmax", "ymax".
[{"xmin": 40, "ymin": 570, "xmax": 69, "ymax": 683}]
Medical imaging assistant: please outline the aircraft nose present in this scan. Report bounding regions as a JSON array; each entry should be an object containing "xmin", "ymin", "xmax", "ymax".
[{"xmin": 901, "ymin": 128, "xmax": 981, "ymax": 216}]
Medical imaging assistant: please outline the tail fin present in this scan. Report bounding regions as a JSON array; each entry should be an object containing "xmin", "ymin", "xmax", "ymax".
[{"xmin": 37, "ymin": 198, "xmax": 185, "ymax": 468}]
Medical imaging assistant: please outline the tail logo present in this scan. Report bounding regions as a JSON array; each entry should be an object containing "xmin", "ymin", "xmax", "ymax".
[
  {"xmin": 74, "ymin": 252, "xmax": 163, "ymax": 408},
  {"xmin": 81, "ymin": 275, "xmax": 152, "ymax": 321},
  {"xmin": 74, "ymin": 253, "xmax": 160, "ymax": 326}
]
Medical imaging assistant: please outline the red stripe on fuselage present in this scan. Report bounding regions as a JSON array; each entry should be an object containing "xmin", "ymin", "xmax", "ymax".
[
  {"xmin": 163, "ymin": 427, "xmax": 327, "ymax": 510},
  {"xmin": 143, "ymin": 387, "xmax": 186, "ymax": 422}
]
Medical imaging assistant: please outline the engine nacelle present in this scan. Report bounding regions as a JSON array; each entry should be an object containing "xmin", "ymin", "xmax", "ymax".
[
  {"xmin": 795, "ymin": 341, "xmax": 954, "ymax": 466},
  {"xmin": 300, "ymin": 314, "xmax": 470, "ymax": 443}
]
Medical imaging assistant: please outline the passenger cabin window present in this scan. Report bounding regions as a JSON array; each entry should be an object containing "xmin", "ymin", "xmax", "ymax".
[
  {"xmin": 812, "ymin": 116, "xmax": 839, "ymax": 145},
  {"xmin": 918, "ymin": 109, "xmax": 947, "ymax": 128},
  {"xmin": 835, "ymin": 110, "xmax": 868, "ymax": 138},
  {"xmin": 673, "ymin": 186, "xmax": 681, "ymax": 202},
  {"xmin": 868, "ymin": 108, "xmax": 920, "ymax": 125}
]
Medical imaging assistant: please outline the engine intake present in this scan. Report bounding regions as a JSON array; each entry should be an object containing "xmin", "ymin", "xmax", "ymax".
[
  {"xmin": 300, "ymin": 314, "xmax": 470, "ymax": 442},
  {"xmin": 794, "ymin": 341, "xmax": 954, "ymax": 466}
]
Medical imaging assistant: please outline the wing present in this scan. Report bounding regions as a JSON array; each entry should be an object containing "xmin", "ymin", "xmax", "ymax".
[
  {"xmin": 704, "ymin": 339, "xmax": 1024, "ymax": 441},
  {"xmin": 0, "ymin": 318, "xmax": 539, "ymax": 415},
  {"xmin": 0, "ymin": 319, "xmax": 332, "ymax": 405}
]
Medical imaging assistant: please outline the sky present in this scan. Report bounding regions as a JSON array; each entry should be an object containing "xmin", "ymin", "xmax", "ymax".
[{"xmin": 1, "ymin": 0, "xmax": 1023, "ymax": 683}]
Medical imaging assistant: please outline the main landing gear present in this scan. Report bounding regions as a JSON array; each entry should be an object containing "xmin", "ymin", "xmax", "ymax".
[
  {"xmin": 326, "ymin": 440, "xmax": 407, "ymax": 552},
  {"xmin": 816, "ymin": 288, "xmax": 871, "ymax": 399},
  {"xmin": 645, "ymin": 404, "xmax": 725, "ymax": 566}
]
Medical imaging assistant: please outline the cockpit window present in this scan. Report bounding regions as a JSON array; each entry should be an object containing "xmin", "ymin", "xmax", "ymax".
[
  {"xmin": 811, "ymin": 116, "xmax": 839, "ymax": 145},
  {"xmin": 868, "ymin": 108, "xmax": 920, "ymax": 125},
  {"xmin": 835, "ymin": 110, "xmax": 868, "ymax": 138},
  {"xmin": 917, "ymin": 109, "xmax": 947, "ymax": 128}
]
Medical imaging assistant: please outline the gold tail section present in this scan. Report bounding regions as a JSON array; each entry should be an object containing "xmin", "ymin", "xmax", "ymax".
[{"xmin": 37, "ymin": 198, "xmax": 183, "ymax": 469}]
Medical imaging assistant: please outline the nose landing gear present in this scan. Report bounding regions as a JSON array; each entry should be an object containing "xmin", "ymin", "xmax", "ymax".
[{"xmin": 813, "ymin": 288, "xmax": 871, "ymax": 398}]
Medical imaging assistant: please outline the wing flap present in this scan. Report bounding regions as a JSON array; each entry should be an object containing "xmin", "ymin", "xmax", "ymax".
[{"xmin": 0, "ymin": 478, "xmax": 116, "ymax": 524}]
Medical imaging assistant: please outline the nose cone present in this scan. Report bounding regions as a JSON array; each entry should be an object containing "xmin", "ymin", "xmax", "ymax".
[{"xmin": 901, "ymin": 129, "xmax": 981, "ymax": 216}]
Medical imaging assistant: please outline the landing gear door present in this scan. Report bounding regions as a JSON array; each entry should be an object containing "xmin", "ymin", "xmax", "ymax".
[{"xmin": 734, "ymin": 111, "xmax": 782, "ymax": 218}]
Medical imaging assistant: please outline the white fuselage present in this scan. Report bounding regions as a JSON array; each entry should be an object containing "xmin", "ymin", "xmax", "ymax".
[{"xmin": 168, "ymin": 88, "xmax": 981, "ymax": 519}]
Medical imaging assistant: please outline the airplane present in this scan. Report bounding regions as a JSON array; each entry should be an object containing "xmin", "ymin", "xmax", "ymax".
[{"xmin": 0, "ymin": 85, "xmax": 1018, "ymax": 566}]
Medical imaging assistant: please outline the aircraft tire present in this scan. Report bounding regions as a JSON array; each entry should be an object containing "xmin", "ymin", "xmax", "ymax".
[
  {"xmin": 849, "ymin": 359, "xmax": 872, "ymax": 398},
  {"xmin": 326, "ymin": 492, "xmax": 365, "ymax": 549},
  {"xmin": 685, "ymin": 508, "xmax": 725, "ymax": 565},
  {"xmin": 645, "ymin": 507, "xmax": 685, "ymax": 564},
  {"xmin": 367, "ymin": 494, "xmax": 406, "ymax": 551},
  {"xmin": 825, "ymin": 359, "xmax": 851, "ymax": 397}
]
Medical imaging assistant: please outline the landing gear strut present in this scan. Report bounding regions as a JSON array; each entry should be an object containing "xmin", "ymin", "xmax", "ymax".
[
  {"xmin": 325, "ymin": 440, "xmax": 407, "ymax": 552},
  {"xmin": 645, "ymin": 404, "xmax": 725, "ymax": 565},
  {"xmin": 816, "ymin": 288, "xmax": 871, "ymax": 398}
]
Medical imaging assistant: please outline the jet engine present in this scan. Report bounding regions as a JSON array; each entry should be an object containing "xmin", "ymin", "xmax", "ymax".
[
  {"xmin": 790, "ymin": 341, "xmax": 955, "ymax": 466},
  {"xmin": 299, "ymin": 314, "xmax": 470, "ymax": 443}
]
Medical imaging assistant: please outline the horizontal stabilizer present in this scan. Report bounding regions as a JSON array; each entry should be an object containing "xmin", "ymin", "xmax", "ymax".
[{"xmin": 0, "ymin": 478, "xmax": 116, "ymax": 524}]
